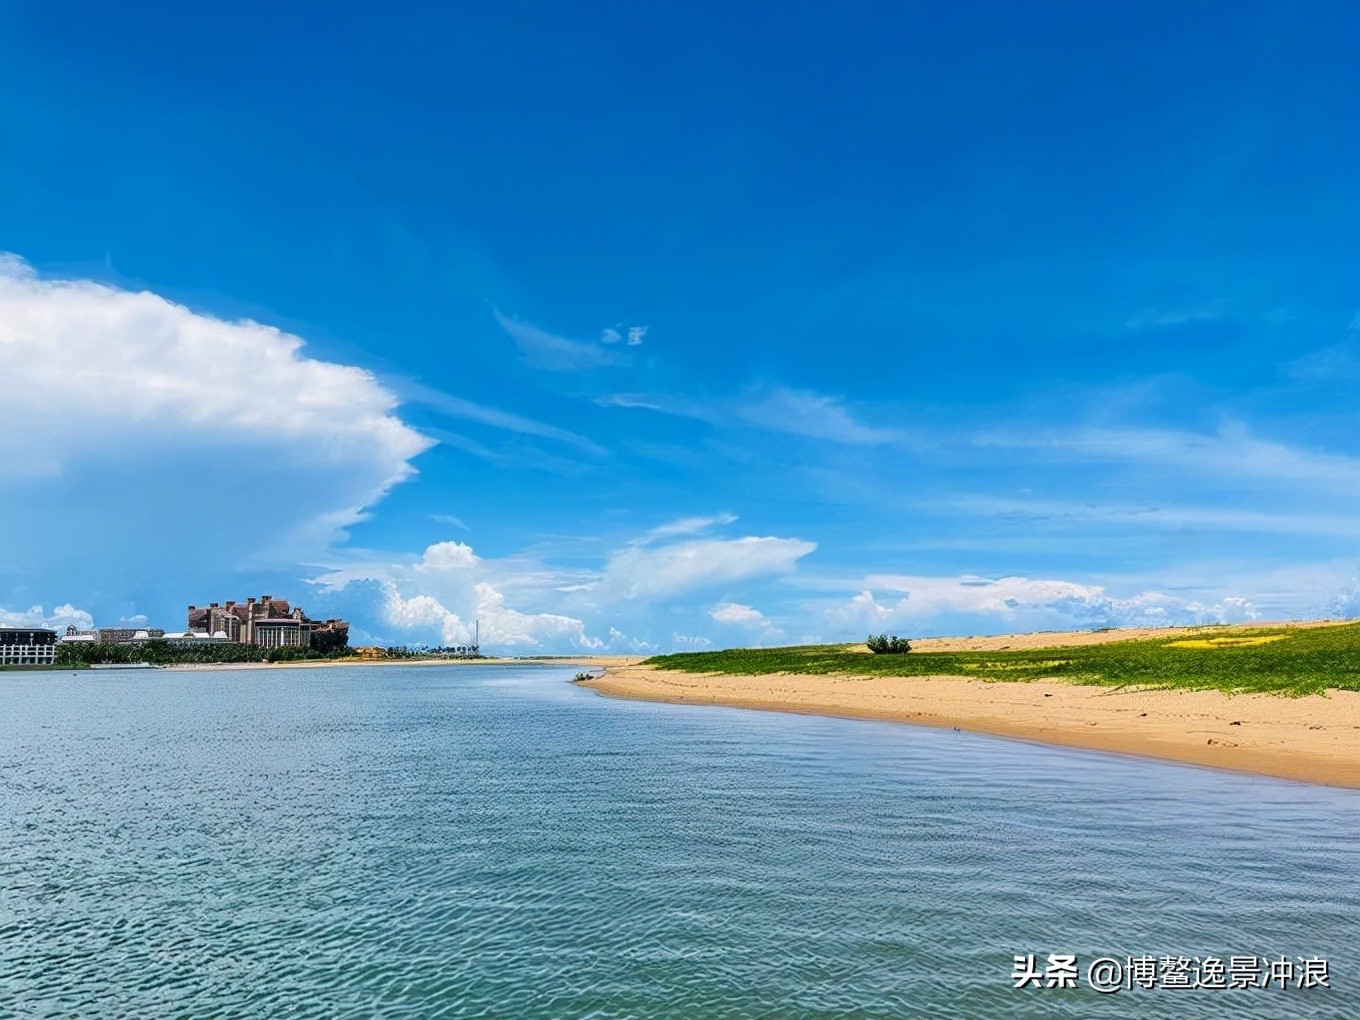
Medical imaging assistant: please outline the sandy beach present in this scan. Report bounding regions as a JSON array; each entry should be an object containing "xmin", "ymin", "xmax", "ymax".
[{"xmin": 582, "ymin": 638, "xmax": 1360, "ymax": 789}]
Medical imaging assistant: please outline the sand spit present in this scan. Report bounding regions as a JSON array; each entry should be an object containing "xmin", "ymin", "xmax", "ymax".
[{"xmin": 582, "ymin": 625, "xmax": 1360, "ymax": 789}]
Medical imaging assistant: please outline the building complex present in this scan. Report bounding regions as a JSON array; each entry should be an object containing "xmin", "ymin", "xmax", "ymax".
[{"xmin": 187, "ymin": 595, "xmax": 349, "ymax": 651}]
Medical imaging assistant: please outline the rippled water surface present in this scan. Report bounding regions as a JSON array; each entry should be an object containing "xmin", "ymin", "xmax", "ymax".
[{"xmin": 2, "ymin": 665, "xmax": 1356, "ymax": 1018}]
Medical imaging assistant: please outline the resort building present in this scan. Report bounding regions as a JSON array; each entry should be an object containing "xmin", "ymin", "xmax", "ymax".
[
  {"xmin": 0, "ymin": 628, "xmax": 58, "ymax": 666},
  {"xmin": 186, "ymin": 595, "xmax": 348, "ymax": 651}
]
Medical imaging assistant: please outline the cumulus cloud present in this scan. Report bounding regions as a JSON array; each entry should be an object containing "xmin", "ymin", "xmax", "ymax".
[
  {"xmin": 1329, "ymin": 574, "xmax": 1360, "ymax": 619},
  {"xmin": 313, "ymin": 540, "xmax": 605, "ymax": 651},
  {"xmin": 354, "ymin": 578, "xmax": 603, "ymax": 650},
  {"xmin": 708, "ymin": 602, "xmax": 767, "ymax": 625},
  {"xmin": 473, "ymin": 583, "xmax": 602, "ymax": 649},
  {"xmin": 708, "ymin": 601, "xmax": 785, "ymax": 642},
  {"xmin": 599, "ymin": 535, "xmax": 816, "ymax": 601},
  {"xmin": 382, "ymin": 587, "xmax": 473, "ymax": 645},
  {"xmin": 606, "ymin": 626, "xmax": 657, "ymax": 653},
  {"xmin": 417, "ymin": 541, "xmax": 481, "ymax": 571},
  {"xmin": 0, "ymin": 254, "xmax": 429, "ymax": 481},
  {"xmin": 313, "ymin": 531, "xmax": 813, "ymax": 650},
  {"xmin": 0, "ymin": 256, "xmax": 434, "ymax": 600},
  {"xmin": 0, "ymin": 603, "xmax": 95, "ymax": 631},
  {"xmin": 825, "ymin": 574, "xmax": 1261, "ymax": 634}
]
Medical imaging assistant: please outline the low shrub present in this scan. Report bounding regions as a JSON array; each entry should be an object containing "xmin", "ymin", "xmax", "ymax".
[{"xmin": 866, "ymin": 633, "xmax": 912, "ymax": 654}]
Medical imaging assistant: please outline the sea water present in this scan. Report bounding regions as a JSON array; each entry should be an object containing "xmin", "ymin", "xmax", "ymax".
[{"xmin": 1, "ymin": 665, "xmax": 1355, "ymax": 1018}]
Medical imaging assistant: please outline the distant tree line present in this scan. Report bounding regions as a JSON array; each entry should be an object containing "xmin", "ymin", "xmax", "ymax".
[
  {"xmin": 865, "ymin": 634, "xmax": 912, "ymax": 655},
  {"xmin": 55, "ymin": 640, "xmax": 354, "ymax": 667}
]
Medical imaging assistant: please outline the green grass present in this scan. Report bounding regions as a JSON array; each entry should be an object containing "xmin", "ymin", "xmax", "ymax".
[{"xmin": 643, "ymin": 622, "xmax": 1359, "ymax": 696}]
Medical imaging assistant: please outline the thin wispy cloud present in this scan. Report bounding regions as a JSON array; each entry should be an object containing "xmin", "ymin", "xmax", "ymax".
[
  {"xmin": 736, "ymin": 387, "xmax": 905, "ymax": 445},
  {"xmin": 633, "ymin": 513, "xmax": 738, "ymax": 545},
  {"xmin": 429, "ymin": 514, "xmax": 470, "ymax": 530},
  {"xmin": 937, "ymin": 496, "xmax": 1360, "ymax": 538},
  {"xmin": 597, "ymin": 385, "xmax": 905, "ymax": 446},
  {"xmin": 1283, "ymin": 338, "xmax": 1360, "ymax": 383},
  {"xmin": 403, "ymin": 380, "xmax": 607, "ymax": 456},
  {"xmin": 1125, "ymin": 300, "xmax": 1228, "ymax": 329},
  {"xmin": 494, "ymin": 310, "xmax": 625, "ymax": 372},
  {"xmin": 975, "ymin": 426, "xmax": 1360, "ymax": 497}
]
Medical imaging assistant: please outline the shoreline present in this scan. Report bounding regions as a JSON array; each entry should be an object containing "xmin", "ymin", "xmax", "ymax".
[
  {"xmin": 582, "ymin": 663, "xmax": 1360, "ymax": 790},
  {"xmin": 159, "ymin": 655, "xmax": 641, "ymax": 672}
]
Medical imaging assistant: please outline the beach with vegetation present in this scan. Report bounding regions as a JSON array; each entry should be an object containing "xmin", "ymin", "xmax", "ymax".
[{"xmin": 582, "ymin": 621, "xmax": 1360, "ymax": 788}]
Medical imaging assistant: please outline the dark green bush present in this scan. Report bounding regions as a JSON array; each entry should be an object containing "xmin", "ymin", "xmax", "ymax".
[{"xmin": 866, "ymin": 633, "xmax": 913, "ymax": 654}]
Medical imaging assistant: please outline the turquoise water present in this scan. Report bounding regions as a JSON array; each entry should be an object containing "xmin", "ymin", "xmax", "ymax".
[{"xmin": 1, "ymin": 665, "xmax": 1355, "ymax": 1018}]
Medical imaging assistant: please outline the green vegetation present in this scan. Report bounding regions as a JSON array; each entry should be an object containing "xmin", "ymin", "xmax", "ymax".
[
  {"xmin": 866, "ymin": 633, "xmax": 912, "ymax": 654},
  {"xmin": 54, "ymin": 640, "xmax": 354, "ymax": 667},
  {"xmin": 643, "ymin": 622, "xmax": 1359, "ymax": 696}
]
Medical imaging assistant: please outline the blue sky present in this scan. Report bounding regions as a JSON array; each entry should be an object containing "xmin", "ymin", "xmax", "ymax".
[{"xmin": 1, "ymin": 1, "xmax": 1356, "ymax": 651}]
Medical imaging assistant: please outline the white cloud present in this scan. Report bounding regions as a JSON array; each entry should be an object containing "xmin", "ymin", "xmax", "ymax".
[
  {"xmin": 975, "ymin": 425, "xmax": 1360, "ymax": 498},
  {"xmin": 634, "ymin": 513, "xmax": 737, "ymax": 545},
  {"xmin": 606, "ymin": 626, "xmax": 657, "ymax": 653},
  {"xmin": 494, "ymin": 310, "xmax": 623, "ymax": 372},
  {"xmin": 376, "ymin": 579, "xmax": 601, "ymax": 650},
  {"xmin": 474, "ymin": 582, "xmax": 602, "ymax": 649},
  {"xmin": 429, "ymin": 514, "xmax": 469, "ymax": 529},
  {"xmin": 313, "ymin": 530, "xmax": 812, "ymax": 649},
  {"xmin": 1329, "ymin": 574, "xmax": 1360, "ymax": 619},
  {"xmin": 382, "ymin": 587, "xmax": 473, "ymax": 645},
  {"xmin": 417, "ymin": 541, "xmax": 481, "ymax": 571},
  {"xmin": 1125, "ymin": 301, "xmax": 1227, "ymax": 329},
  {"xmin": 940, "ymin": 496, "xmax": 1360, "ymax": 538},
  {"xmin": 1284, "ymin": 338, "xmax": 1360, "ymax": 383},
  {"xmin": 708, "ymin": 601, "xmax": 786, "ymax": 642},
  {"xmin": 708, "ymin": 602, "xmax": 767, "ymax": 625},
  {"xmin": 599, "ymin": 535, "xmax": 816, "ymax": 601},
  {"xmin": 737, "ymin": 387, "xmax": 902, "ymax": 444},
  {"xmin": 626, "ymin": 326, "xmax": 647, "ymax": 346},
  {"xmin": 316, "ymin": 540, "xmax": 604, "ymax": 651},
  {"xmin": 0, "ymin": 255, "xmax": 430, "ymax": 482},
  {"xmin": 595, "ymin": 393, "xmax": 666, "ymax": 412},
  {"xmin": 0, "ymin": 603, "xmax": 95, "ymax": 631},
  {"xmin": 0, "ymin": 256, "xmax": 434, "ymax": 596},
  {"xmin": 403, "ymin": 381, "xmax": 605, "ymax": 455},
  {"xmin": 596, "ymin": 386, "xmax": 904, "ymax": 447},
  {"xmin": 825, "ymin": 574, "xmax": 1261, "ymax": 633}
]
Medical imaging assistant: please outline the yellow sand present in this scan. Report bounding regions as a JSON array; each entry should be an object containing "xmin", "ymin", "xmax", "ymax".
[{"xmin": 581, "ymin": 631, "xmax": 1360, "ymax": 790}]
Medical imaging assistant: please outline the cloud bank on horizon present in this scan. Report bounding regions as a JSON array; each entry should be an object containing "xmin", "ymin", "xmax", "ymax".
[
  {"xmin": 1, "ymin": 3, "xmax": 1356, "ymax": 649},
  {"xmin": 3, "ymin": 253, "xmax": 1355, "ymax": 650}
]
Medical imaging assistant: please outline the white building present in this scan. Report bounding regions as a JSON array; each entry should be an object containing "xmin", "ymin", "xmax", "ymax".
[{"xmin": 0, "ymin": 628, "xmax": 58, "ymax": 667}]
